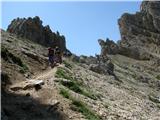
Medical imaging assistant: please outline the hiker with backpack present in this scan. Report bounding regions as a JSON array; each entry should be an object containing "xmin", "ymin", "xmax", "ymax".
[
  {"xmin": 48, "ymin": 47, "xmax": 55, "ymax": 67},
  {"xmin": 54, "ymin": 46, "xmax": 62, "ymax": 64},
  {"xmin": 48, "ymin": 46, "xmax": 63, "ymax": 68}
]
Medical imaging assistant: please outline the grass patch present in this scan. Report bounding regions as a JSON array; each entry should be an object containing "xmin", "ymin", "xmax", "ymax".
[
  {"xmin": 63, "ymin": 60, "xmax": 73, "ymax": 69},
  {"xmin": 82, "ymin": 90, "xmax": 97, "ymax": 100},
  {"xmin": 19, "ymin": 63, "xmax": 29, "ymax": 73},
  {"xmin": 2, "ymin": 46, "xmax": 22, "ymax": 66},
  {"xmin": 60, "ymin": 88, "xmax": 70, "ymax": 99},
  {"xmin": 61, "ymin": 80, "xmax": 82, "ymax": 93},
  {"xmin": 19, "ymin": 68, "xmax": 26, "ymax": 74},
  {"xmin": 1, "ymin": 46, "xmax": 29, "ymax": 72},
  {"xmin": 59, "ymin": 88, "xmax": 101, "ymax": 120},
  {"xmin": 71, "ymin": 99, "xmax": 102, "ymax": 120},
  {"xmin": 156, "ymin": 75, "xmax": 160, "ymax": 80},
  {"xmin": 149, "ymin": 95, "xmax": 160, "ymax": 103},
  {"xmin": 55, "ymin": 67, "xmax": 73, "ymax": 80},
  {"xmin": 61, "ymin": 80, "xmax": 97, "ymax": 100},
  {"xmin": 56, "ymin": 68, "xmax": 97, "ymax": 100}
]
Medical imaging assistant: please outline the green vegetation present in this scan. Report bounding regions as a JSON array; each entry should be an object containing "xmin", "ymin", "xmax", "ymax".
[
  {"xmin": 55, "ymin": 67, "xmax": 73, "ymax": 80},
  {"xmin": 2, "ymin": 46, "xmax": 22, "ymax": 65},
  {"xmin": 19, "ymin": 64, "xmax": 28, "ymax": 73},
  {"xmin": 149, "ymin": 95, "xmax": 160, "ymax": 103},
  {"xmin": 1, "ymin": 46, "xmax": 29, "ymax": 72},
  {"xmin": 19, "ymin": 68, "xmax": 26, "ymax": 74},
  {"xmin": 56, "ymin": 67, "xmax": 97, "ymax": 100},
  {"xmin": 63, "ymin": 60, "xmax": 73, "ymax": 69},
  {"xmin": 60, "ymin": 88, "xmax": 70, "ymax": 99},
  {"xmin": 82, "ymin": 89, "xmax": 97, "ymax": 100},
  {"xmin": 19, "ymin": 62, "xmax": 28, "ymax": 73},
  {"xmin": 156, "ymin": 75, "xmax": 160, "ymax": 80},
  {"xmin": 60, "ymin": 80, "xmax": 97, "ymax": 100},
  {"xmin": 61, "ymin": 80, "xmax": 82, "ymax": 93},
  {"xmin": 59, "ymin": 88, "xmax": 101, "ymax": 120},
  {"xmin": 71, "ymin": 99, "xmax": 102, "ymax": 120}
]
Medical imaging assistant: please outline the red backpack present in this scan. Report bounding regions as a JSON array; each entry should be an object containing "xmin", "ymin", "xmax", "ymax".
[{"xmin": 48, "ymin": 48, "xmax": 54, "ymax": 55}]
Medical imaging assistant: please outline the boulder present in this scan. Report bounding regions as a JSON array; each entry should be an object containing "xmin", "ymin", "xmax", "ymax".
[
  {"xmin": 89, "ymin": 64, "xmax": 106, "ymax": 74},
  {"xmin": 89, "ymin": 60, "xmax": 114, "ymax": 75},
  {"xmin": 10, "ymin": 79, "xmax": 44, "ymax": 91}
]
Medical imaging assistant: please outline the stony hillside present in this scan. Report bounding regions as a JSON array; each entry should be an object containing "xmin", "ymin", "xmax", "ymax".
[{"xmin": 1, "ymin": 1, "xmax": 160, "ymax": 120}]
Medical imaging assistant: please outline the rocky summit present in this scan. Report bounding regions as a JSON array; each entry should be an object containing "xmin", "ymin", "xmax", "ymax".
[
  {"xmin": 1, "ymin": 1, "xmax": 160, "ymax": 120},
  {"xmin": 7, "ymin": 16, "xmax": 67, "ymax": 52}
]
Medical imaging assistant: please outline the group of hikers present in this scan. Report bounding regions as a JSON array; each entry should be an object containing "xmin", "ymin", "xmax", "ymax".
[{"xmin": 48, "ymin": 46, "xmax": 63, "ymax": 68}]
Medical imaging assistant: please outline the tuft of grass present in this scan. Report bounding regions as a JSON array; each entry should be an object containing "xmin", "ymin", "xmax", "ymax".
[
  {"xmin": 1, "ymin": 46, "xmax": 29, "ymax": 71},
  {"xmin": 19, "ymin": 68, "xmax": 26, "ymax": 74},
  {"xmin": 82, "ymin": 90, "xmax": 97, "ymax": 100},
  {"xmin": 156, "ymin": 75, "xmax": 160, "ymax": 80},
  {"xmin": 63, "ymin": 60, "xmax": 73, "ymax": 69},
  {"xmin": 57, "ymin": 68, "xmax": 97, "ymax": 100},
  {"xmin": 149, "ymin": 95, "xmax": 160, "ymax": 103},
  {"xmin": 60, "ymin": 88, "xmax": 70, "ymax": 99},
  {"xmin": 19, "ymin": 63, "xmax": 29, "ymax": 73},
  {"xmin": 61, "ymin": 80, "xmax": 82, "ymax": 93},
  {"xmin": 60, "ymin": 79, "xmax": 97, "ymax": 100},
  {"xmin": 71, "ymin": 99, "xmax": 102, "ymax": 120},
  {"xmin": 55, "ymin": 68, "xmax": 73, "ymax": 80},
  {"xmin": 59, "ymin": 88, "xmax": 101, "ymax": 120}
]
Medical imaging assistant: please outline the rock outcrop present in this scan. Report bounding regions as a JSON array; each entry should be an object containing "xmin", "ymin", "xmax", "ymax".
[
  {"xmin": 89, "ymin": 60, "xmax": 114, "ymax": 75},
  {"xmin": 7, "ymin": 16, "xmax": 67, "ymax": 52},
  {"xmin": 118, "ymin": 1, "xmax": 160, "ymax": 60},
  {"xmin": 98, "ymin": 1, "xmax": 160, "ymax": 60},
  {"xmin": 98, "ymin": 38, "xmax": 119, "ymax": 56}
]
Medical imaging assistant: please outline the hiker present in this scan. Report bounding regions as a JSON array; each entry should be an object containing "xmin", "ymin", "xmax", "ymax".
[
  {"xmin": 48, "ymin": 47, "xmax": 55, "ymax": 66},
  {"xmin": 54, "ymin": 46, "xmax": 62, "ymax": 64}
]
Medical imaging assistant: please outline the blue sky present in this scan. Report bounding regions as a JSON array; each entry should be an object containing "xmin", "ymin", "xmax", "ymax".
[{"xmin": 1, "ymin": 1, "xmax": 141, "ymax": 56}]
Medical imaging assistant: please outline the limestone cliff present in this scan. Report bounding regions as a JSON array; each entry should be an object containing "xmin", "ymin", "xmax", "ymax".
[
  {"xmin": 7, "ymin": 16, "xmax": 67, "ymax": 52},
  {"xmin": 118, "ymin": 1, "xmax": 160, "ymax": 60},
  {"xmin": 98, "ymin": 1, "xmax": 160, "ymax": 61}
]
